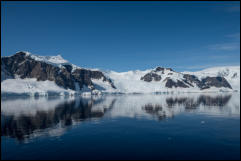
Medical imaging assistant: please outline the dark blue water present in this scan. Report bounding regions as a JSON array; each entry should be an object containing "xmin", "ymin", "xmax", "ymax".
[{"xmin": 1, "ymin": 93, "xmax": 240, "ymax": 160}]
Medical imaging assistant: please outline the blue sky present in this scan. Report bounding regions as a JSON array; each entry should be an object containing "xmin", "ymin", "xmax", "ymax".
[{"xmin": 1, "ymin": 1, "xmax": 240, "ymax": 72}]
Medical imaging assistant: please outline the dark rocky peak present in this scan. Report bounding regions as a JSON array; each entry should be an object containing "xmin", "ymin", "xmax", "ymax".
[
  {"xmin": 155, "ymin": 67, "xmax": 174, "ymax": 73},
  {"xmin": 201, "ymin": 76, "xmax": 232, "ymax": 89},
  {"xmin": 141, "ymin": 67, "xmax": 176, "ymax": 82},
  {"xmin": 62, "ymin": 64, "xmax": 73, "ymax": 73},
  {"xmin": 1, "ymin": 51, "xmax": 116, "ymax": 91},
  {"xmin": 183, "ymin": 74, "xmax": 201, "ymax": 87},
  {"xmin": 165, "ymin": 68, "xmax": 174, "ymax": 72},
  {"xmin": 232, "ymin": 73, "xmax": 238, "ymax": 78},
  {"xmin": 14, "ymin": 51, "xmax": 30, "ymax": 57},
  {"xmin": 165, "ymin": 78, "xmax": 189, "ymax": 88},
  {"xmin": 183, "ymin": 74, "xmax": 232, "ymax": 90},
  {"xmin": 155, "ymin": 67, "xmax": 165, "ymax": 72},
  {"xmin": 183, "ymin": 74, "xmax": 198, "ymax": 80},
  {"xmin": 4, "ymin": 51, "xmax": 30, "ymax": 63},
  {"xmin": 140, "ymin": 73, "xmax": 162, "ymax": 82}
]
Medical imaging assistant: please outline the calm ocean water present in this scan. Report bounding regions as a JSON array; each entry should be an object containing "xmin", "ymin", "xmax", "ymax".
[{"xmin": 1, "ymin": 93, "xmax": 240, "ymax": 160}]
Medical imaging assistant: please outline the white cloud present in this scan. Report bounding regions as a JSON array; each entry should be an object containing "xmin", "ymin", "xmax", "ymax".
[
  {"xmin": 208, "ymin": 32, "xmax": 240, "ymax": 51},
  {"xmin": 209, "ymin": 42, "xmax": 240, "ymax": 51},
  {"xmin": 226, "ymin": 32, "xmax": 240, "ymax": 40}
]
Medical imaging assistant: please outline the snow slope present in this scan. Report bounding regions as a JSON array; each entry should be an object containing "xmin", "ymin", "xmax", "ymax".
[
  {"xmin": 29, "ymin": 52, "xmax": 100, "ymax": 72},
  {"xmin": 100, "ymin": 66, "xmax": 239, "ymax": 94},
  {"xmin": 29, "ymin": 53, "xmax": 81, "ymax": 72},
  {"xmin": 3, "ymin": 51, "xmax": 81, "ymax": 72},
  {"xmin": 183, "ymin": 66, "xmax": 240, "ymax": 91},
  {"xmin": 1, "ymin": 78, "xmax": 76, "ymax": 96}
]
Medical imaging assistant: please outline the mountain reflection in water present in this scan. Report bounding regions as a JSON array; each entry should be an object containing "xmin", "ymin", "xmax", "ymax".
[{"xmin": 1, "ymin": 93, "xmax": 240, "ymax": 142}]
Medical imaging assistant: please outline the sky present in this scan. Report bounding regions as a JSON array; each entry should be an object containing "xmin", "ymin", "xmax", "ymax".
[{"xmin": 1, "ymin": 1, "xmax": 240, "ymax": 72}]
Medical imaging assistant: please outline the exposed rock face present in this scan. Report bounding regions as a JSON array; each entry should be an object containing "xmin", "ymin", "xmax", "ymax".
[
  {"xmin": 165, "ymin": 78, "xmax": 189, "ymax": 88},
  {"xmin": 183, "ymin": 74, "xmax": 200, "ymax": 86},
  {"xmin": 140, "ymin": 73, "xmax": 162, "ymax": 82},
  {"xmin": 201, "ymin": 76, "xmax": 232, "ymax": 89},
  {"xmin": 1, "ymin": 52, "xmax": 116, "ymax": 91},
  {"xmin": 140, "ymin": 66, "xmax": 232, "ymax": 90},
  {"xmin": 155, "ymin": 67, "xmax": 165, "ymax": 74},
  {"xmin": 141, "ymin": 67, "xmax": 175, "ymax": 82},
  {"xmin": 182, "ymin": 74, "xmax": 207, "ymax": 88},
  {"xmin": 1, "ymin": 61, "xmax": 13, "ymax": 82},
  {"xmin": 232, "ymin": 73, "xmax": 238, "ymax": 78},
  {"xmin": 155, "ymin": 67, "xmax": 173, "ymax": 73},
  {"xmin": 182, "ymin": 74, "xmax": 232, "ymax": 90}
]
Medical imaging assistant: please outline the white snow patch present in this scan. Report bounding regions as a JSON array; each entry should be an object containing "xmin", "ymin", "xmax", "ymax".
[{"xmin": 1, "ymin": 78, "xmax": 76, "ymax": 96}]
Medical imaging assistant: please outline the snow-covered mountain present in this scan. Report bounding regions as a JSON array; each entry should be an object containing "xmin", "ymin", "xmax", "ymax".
[
  {"xmin": 183, "ymin": 66, "xmax": 240, "ymax": 91},
  {"xmin": 1, "ymin": 51, "xmax": 116, "ymax": 96},
  {"xmin": 104, "ymin": 66, "xmax": 240, "ymax": 93},
  {"xmin": 1, "ymin": 51, "xmax": 240, "ymax": 96}
]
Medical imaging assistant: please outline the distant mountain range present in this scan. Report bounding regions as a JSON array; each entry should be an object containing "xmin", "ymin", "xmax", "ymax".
[{"xmin": 1, "ymin": 51, "xmax": 240, "ymax": 96}]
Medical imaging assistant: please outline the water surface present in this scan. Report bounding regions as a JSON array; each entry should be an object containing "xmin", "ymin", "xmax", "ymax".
[{"xmin": 1, "ymin": 93, "xmax": 240, "ymax": 160}]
